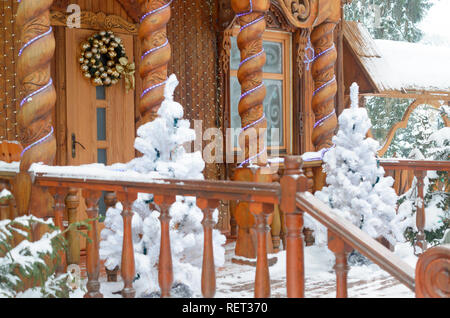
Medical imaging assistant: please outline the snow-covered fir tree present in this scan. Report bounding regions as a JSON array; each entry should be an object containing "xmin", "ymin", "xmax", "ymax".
[
  {"xmin": 345, "ymin": 0, "xmax": 431, "ymax": 42},
  {"xmin": 305, "ymin": 83, "xmax": 403, "ymax": 246},
  {"xmin": 0, "ymin": 214, "xmax": 72, "ymax": 298},
  {"xmin": 397, "ymin": 107, "xmax": 449, "ymax": 247},
  {"xmin": 345, "ymin": 0, "xmax": 434, "ymax": 159},
  {"xmin": 100, "ymin": 74, "xmax": 226, "ymax": 297}
]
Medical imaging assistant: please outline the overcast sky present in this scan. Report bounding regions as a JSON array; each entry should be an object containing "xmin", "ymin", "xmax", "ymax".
[{"xmin": 419, "ymin": 0, "xmax": 450, "ymax": 46}]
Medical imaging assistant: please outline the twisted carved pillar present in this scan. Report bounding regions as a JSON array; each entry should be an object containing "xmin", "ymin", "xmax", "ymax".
[
  {"xmin": 310, "ymin": 22, "xmax": 338, "ymax": 150},
  {"xmin": 231, "ymin": 0, "xmax": 269, "ymax": 167},
  {"xmin": 15, "ymin": 0, "xmax": 56, "ymax": 217},
  {"xmin": 138, "ymin": 0, "xmax": 172, "ymax": 126}
]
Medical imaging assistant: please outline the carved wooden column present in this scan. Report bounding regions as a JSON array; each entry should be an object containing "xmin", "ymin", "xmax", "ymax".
[
  {"xmin": 138, "ymin": 0, "xmax": 172, "ymax": 126},
  {"xmin": 49, "ymin": 187, "xmax": 68, "ymax": 275},
  {"xmin": 65, "ymin": 188, "xmax": 80, "ymax": 266},
  {"xmin": 117, "ymin": 191, "xmax": 138, "ymax": 298},
  {"xmin": 310, "ymin": 22, "xmax": 338, "ymax": 151},
  {"xmin": 231, "ymin": 0, "xmax": 270, "ymax": 167},
  {"xmin": 154, "ymin": 194, "xmax": 176, "ymax": 298},
  {"xmin": 281, "ymin": 156, "xmax": 308, "ymax": 298},
  {"xmin": 415, "ymin": 244, "xmax": 450, "ymax": 298},
  {"xmin": 328, "ymin": 231, "xmax": 352, "ymax": 298},
  {"xmin": 15, "ymin": 0, "xmax": 56, "ymax": 217},
  {"xmin": 414, "ymin": 170, "xmax": 427, "ymax": 255},
  {"xmin": 197, "ymin": 198, "xmax": 220, "ymax": 298},
  {"xmin": 82, "ymin": 190, "xmax": 103, "ymax": 298}
]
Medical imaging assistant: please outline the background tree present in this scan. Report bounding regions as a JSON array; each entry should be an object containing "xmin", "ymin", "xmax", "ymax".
[{"xmin": 345, "ymin": 0, "xmax": 433, "ymax": 158}]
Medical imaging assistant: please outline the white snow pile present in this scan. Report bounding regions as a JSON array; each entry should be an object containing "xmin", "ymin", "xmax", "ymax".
[
  {"xmin": 306, "ymin": 83, "xmax": 403, "ymax": 246},
  {"xmin": 99, "ymin": 74, "xmax": 226, "ymax": 297}
]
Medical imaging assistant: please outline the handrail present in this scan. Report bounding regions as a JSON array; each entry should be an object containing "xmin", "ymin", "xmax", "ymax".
[
  {"xmin": 296, "ymin": 191, "xmax": 416, "ymax": 291},
  {"xmin": 32, "ymin": 174, "xmax": 281, "ymax": 204},
  {"xmin": 378, "ymin": 159, "xmax": 450, "ymax": 171},
  {"xmin": 29, "ymin": 170, "xmax": 281, "ymax": 298}
]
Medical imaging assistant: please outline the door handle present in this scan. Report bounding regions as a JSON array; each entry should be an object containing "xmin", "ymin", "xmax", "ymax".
[{"xmin": 72, "ymin": 133, "xmax": 86, "ymax": 158}]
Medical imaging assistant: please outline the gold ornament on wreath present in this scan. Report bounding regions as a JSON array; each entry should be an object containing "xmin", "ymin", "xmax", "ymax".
[{"xmin": 79, "ymin": 30, "xmax": 135, "ymax": 92}]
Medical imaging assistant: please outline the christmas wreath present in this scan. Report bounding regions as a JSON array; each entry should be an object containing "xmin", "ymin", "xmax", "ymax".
[{"xmin": 79, "ymin": 30, "xmax": 135, "ymax": 91}]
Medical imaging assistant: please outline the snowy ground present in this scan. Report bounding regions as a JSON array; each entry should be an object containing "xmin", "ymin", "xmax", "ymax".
[{"xmin": 70, "ymin": 241, "xmax": 418, "ymax": 299}]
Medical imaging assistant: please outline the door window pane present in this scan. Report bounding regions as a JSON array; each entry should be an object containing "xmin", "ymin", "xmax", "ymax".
[
  {"xmin": 97, "ymin": 108, "xmax": 106, "ymax": 141},
  {"xmin": 98, "ymin": 148, "xmax": 107, "ymax": 165},
  {"xmin": 262, "ymin": 41, "xmax": 283, "ymax": 74},
  {"xmin": 96, "ymin": 86, "xmax": 106, "ymax": 100},
  {"xmin": 264, "ymin": 79, "xmax": 283, "ymax": 146}
]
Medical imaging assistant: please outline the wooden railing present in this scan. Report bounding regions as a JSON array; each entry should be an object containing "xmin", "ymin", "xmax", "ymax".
[
  {"xmin": 31, "ymin": 171, "xmax": 280, "ymax": 298},
  {"xmin": 379, "ymin": 159, "xmax": 450, "ymax": 254},
  {"xmin": 280, "ymin": 156, "xmax": 449, "ymax": 298},
  {"xmin": 0, "ymin": 158, "xmax": 449, "ymax": 298}
]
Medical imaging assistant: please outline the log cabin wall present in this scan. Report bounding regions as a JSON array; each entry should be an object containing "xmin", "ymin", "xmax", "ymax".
[
  {"xmin": 0, "ymin": 0, "xmax": 20, "ymax": 142},
  {"xmin": 166, "ymin": 0, "xmax": 223, "ymax": 182}
]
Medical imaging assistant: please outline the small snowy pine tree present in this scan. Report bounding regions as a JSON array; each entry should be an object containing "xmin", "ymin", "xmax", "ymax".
[
  {"xmin": 305, "ymin": 83, "xmax": 402, "ymax": 246},
  {"xmin": 100, "ymin": 74, "xmax": 226, "ymax": 297},
  {"xmin": 0, "ymin": 216, "xmax": 72, "ymax": 298}
]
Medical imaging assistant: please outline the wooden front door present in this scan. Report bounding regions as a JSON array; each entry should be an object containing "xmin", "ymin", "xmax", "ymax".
[{"xmin": 65, "ymin": 28, "xmax": 135, "ymax": 166}]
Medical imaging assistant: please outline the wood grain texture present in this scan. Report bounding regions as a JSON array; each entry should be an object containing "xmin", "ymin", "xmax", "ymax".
[
  {"xmin": 16, "ymin": 0, "xmax": 57, "ymax": 171},
  {"xmin": 415, "ymin": 244, "xmax": 450, "ymax": 298},
  {"xmin": 231, "ymin": 0, "xmax": 270, "ymax": 167},
  {"xmin": 310, "ymin": 22, "xmax": 338, "ymax": 150},
  {"xmin": 137, "ymin": 0, "xmax": 171, "ymax": 126}
]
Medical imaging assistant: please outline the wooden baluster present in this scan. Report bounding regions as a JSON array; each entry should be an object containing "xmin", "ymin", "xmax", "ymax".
[
  {"xmin": 116, "ymin": 191, "xmax": 138, "ymax": 298},
  {"xmin": 8, "ymin": 196, "xmax": 18, "ymax": 220},
  {"xmin": 104, "ymin": 192, "xmax": 118, "ymax": 210},
  {"xmin": 0, "ymin": 180, "xmax": 9, "ymax": 220},
  {"xmin": 82, "ymin": 190, "xmax": 103, "ymax": 298},
  {"xmin": 281, "ymin": 156, "xmax": 308, "ymax": 298},
  {"xmin": 65, "ymin": 188, "xmax": 80, "ymax": 265},
  {"xmin": 229, "ymin": 200, "xmax": 238, "ymax": 239},
  {"xmin": 197, "ymin": 198, "xmax": 220, "ymax": 298},
  {"xmin": 104, "ymin": 191, "xmax": 119, "ymax": 282},
  {"xmin": 48, "ymin": 187, "xmax": 68, "ymax": 275},
  {"xmin": 248, "ymin": 202, "xmax": 273, "ymax": 298},
  {"xmin": 271, "ymin": 204, "xmax": 281, "ymax": 253},
  {"xmin": 0, "ymin": 197, "xmax": 8, "ymax": 221},
  {"xmin": 154, "ymin": 195, "xmax": 176, "ymax": 298},
  {"xmin": 328, "ymin": 231, "xmax": 352, "ymax": 298},
  {"xmin": 414, "ymin": 170, "xmax": 427, "ymax": 255}
]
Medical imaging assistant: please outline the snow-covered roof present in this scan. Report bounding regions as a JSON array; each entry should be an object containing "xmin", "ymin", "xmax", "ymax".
[{"xmin": 344, "ymin": 21, "xmax": 450, "ymax": 95}]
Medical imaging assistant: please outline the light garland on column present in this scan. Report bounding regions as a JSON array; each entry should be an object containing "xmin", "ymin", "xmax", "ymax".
[
  {"xmin": 1, "ymin": 0, "xmax": 21, "ymax": 141},
  {"xmin": 140, "ymin": 0, "xmax": 173, "ymax": 100},
  {"xmin": 236, "ymin": 0, "xmax": 268, "ymax": 168},
  {"xmin": 16, "ymin": 0, "xmax": 55, "ymax": 158}
]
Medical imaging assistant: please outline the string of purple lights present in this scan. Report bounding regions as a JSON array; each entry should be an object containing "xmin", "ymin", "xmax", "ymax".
[
  {"xmin": 140, "ymin": 0, "xmax": 173, "ymax": 99},
  {"xmin": 20, "ymin": 127, "xmax": 54, "ymax": 158},
  {"xmin": 314, "ymin": 109, "xmax": 336, "ymax": 129},
  {"xmin": 313, "ymin": 75, "xmax": 336, "ymax": 97}
]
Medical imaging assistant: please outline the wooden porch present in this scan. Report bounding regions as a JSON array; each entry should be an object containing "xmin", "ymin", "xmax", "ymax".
[
  {"xmin": 0, "ymin": 156, "xmax": 449, "ymax": 298},
  {"xmin": 0, "ymin": 0, "xmax": 449, "ymax": 299}
]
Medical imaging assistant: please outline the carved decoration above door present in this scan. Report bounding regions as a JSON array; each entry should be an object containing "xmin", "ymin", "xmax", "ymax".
[{"xmin": 50, "ymin": 11, "xmax": 138, "ymax": 34}]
